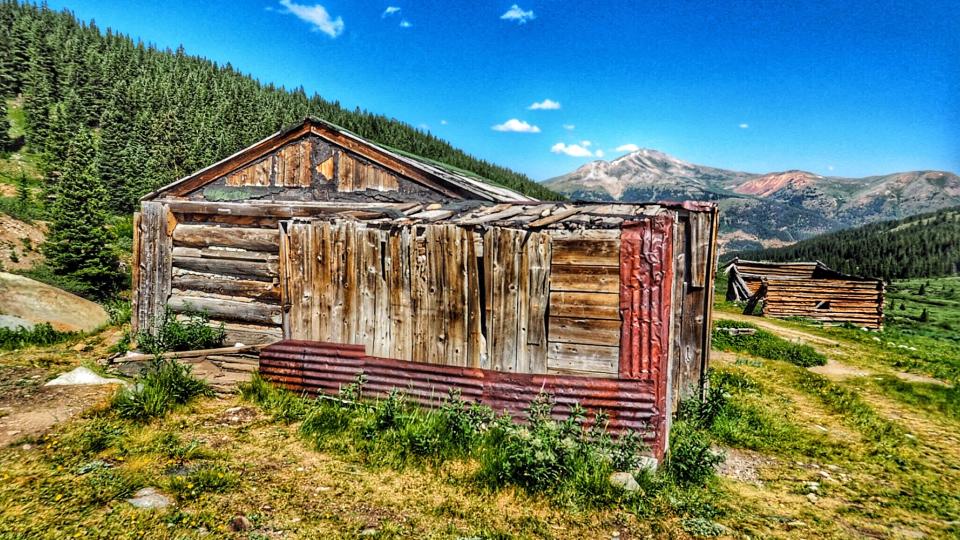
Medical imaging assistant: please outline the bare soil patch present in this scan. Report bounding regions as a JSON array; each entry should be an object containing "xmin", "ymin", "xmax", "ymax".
[{"xmin": 0, "ymin": 214, "xmax": 45, "ymax": 271}]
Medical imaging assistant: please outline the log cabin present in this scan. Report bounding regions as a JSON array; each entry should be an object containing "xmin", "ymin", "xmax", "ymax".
[
  {"xmin": 132, "ymin": 118, "xmax": 720, "ymax": 457},
  {"xmin": 725, "ymin": 258, "xmax": 885, "ymax": 329}
]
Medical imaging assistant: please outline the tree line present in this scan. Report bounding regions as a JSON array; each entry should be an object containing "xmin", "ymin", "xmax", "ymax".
[
  {"xmin": 0, "ymin": 1, "xmax": 561, "ymax": 297},
  {"xmin": 731, "ymin": 207, "xmax": 960, "ymax": 281},
  {"xmin": 0, "ymin": 1, "xmax": 560, "ymax": 210}
]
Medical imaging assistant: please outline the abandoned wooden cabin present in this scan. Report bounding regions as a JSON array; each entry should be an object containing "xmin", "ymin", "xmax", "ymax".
[
  {"xmin": 725, "ymin": 258, "xmax": 885, "ymax": 329},
  {"xmin": 131, "ymin": 117, "xmax": 719, "ymax": 457}
]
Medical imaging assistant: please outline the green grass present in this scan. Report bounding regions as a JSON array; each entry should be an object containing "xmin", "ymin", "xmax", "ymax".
[
  {"xmin": 712, "ymin": 320, "xmax": 827, "ymax": 367},
  {"xmin": 112, "ymin": 357, "xmax": 213, "ymax": 421},
  {"xmin": 0, "ymin": 322, "xmax": 77, "ymax": 351}
]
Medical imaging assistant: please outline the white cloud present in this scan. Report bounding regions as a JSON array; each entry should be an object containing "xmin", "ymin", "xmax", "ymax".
[
  {"xmin": 279, "ymin": 0, "xmax": 344, "ymax": 38},
  {"xmin": 595, "ymin": 149, "xmax": 605, "ymax": 158},
  {"xmin": 382, "ymin": 6, "xmax": 400, "ymax": 17},
  {"xmin": 440, "ymin": 119, "xmax": 448, "ymax": 125},
  {"xmin": 528, "ymin": 98, "xmax": 561, "ymax": 110},
  {"xmin": 399, "ymin": 19, "xmax": 412, "ymax": 27},
  {"xmin": 580, "ymin": 140, "xmax": 592, "ymax": 147},
  {"xmin": 827, "ymin": 165, "xmax": 835, "ymax": 171},
  {"xmin": 492, "ymin": 118, "xmax": 541, "ymax": 133},
  {"xmin": 616, "ymin": 143, "xmax": 640, "ymax": 152},
  {"xmin": 739, "ymin": 123, "xmax": 749, "ymax": 129},
  {"xmin": 563, "ymin": 124, "xmax": 575, "ymax": 131},
  {"xmin": 551, "ymin": 142, "xmax": 594, "ymax": 157},
  {"xmin": 501, "ymin": 4, "xmax": 535, "ymax": 24}
]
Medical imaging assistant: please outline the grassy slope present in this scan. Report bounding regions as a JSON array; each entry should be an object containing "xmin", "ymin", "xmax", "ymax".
[{"xmin": 0, "ymin": 299, "xmax": 958, "ymax": 538}]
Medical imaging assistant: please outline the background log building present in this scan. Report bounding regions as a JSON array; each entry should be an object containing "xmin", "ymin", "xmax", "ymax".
[
  {"xmin": 132, "ymin": 118, "xmax": 719, "ymax": 457},
  {"xmin": 725, "ymin": 259, "xmax": 885, "ymax": 329}
]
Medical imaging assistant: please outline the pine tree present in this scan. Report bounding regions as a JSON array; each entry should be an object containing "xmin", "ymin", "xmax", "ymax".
[
  {"xmin": 919, "ymin": 308, "xmax": 929, "ymax": 322},
  {"xmin": 43, "ymin": 127, "xmax": 122, "ymax": 298},
  {"xmin": 0, "ymin": 98, "xmax": 12, "ymax": 151},
  {"xmin": 918, "ymin": 283, "xmax": 927, "ymax": 295}
]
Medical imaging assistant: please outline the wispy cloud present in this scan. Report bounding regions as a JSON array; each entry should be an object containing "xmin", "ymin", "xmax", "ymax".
[
  {"xmin": 580, "ymin": 140, "xmax": 592, "ymax": 147},
  {"xmin": 440, "ymin": 119, "xmax": 448, "ymax": 125},
  {"xmin": 279, "ymin": 0, "xmax": 344, "ymax": 38},
  {"xmin": 382, "ymin": 6, "xmax": 401, "ymax": 17},
  {"xmin": 501, "ymin": 4, "xmax": 535, "ymax": 24},
  {"xmin": 739, "ymin": 123, "xmax": 749, "ymax": 129},
  {"xmin": 551, "ymin": 142, "xmax": 595, "ymax": 157},
  {"xmin": 399, "ymin": 19, "xmax": 412, "ymax": 27},
  {"xmin": 616, "ymin": 143, "xmax": 640, "ymax": 152},
  {"xmin": 827, "ymin": 165, "xmax": 835, "ymax": 171},
  {"xmin": 563, "ymin": 124, "xmax": 575, "ymax": 131},
  {"xmin": 492, "ymin": 119, "xmax": 541, "ymax": 133},
  {"xmin": 595, "ymin": 149, "xmax": 605, "ymax": 158},
  {"xmin": 528, "ymin": 98, "xmax": 560, "ymax": 110}
]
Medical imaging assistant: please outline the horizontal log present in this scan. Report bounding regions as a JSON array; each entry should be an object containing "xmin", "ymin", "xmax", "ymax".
[
  {"xmin": 551, "ymin": 239, "xmax": 620, "ymax": 266},
  {"xmin": 173, "ymin": 224, "xmax": 280, "ymax": 252},
  {"xmin": 218, "ymin": 321, "xmax": 284, "ymax": 346},
  {"xmin": 548, "ymin": 317, "xmax": 621, "ymax": 346},
  {"xmin": 550, "ymin": 264, "xmax": 619, "ymax": 293},
  {"xmin": 549, "ymin": 291, "xmax": 620, "ymax": 320},
  {"xmin": 173, "ymin": 256, "xmax": 278, "ymax": 279},
  {"xmin": 168, "ymin": 294, "xmax": 282, "ymax": 326},
  {"xmin": 547, "ymin": 342, "xmax": 619, "ymax": 375},
  {"xmin": 175, "ymin": 213, "xmax": 280, "ymax": 229},
  {"xmin": 172, "ymin": 272, "xmax": 280, "ymax": 301},
  {"xmin": 163, "ymin": 199, "xmax": 396, "ymax": 219},
  {"xmin": 172, "ymin": 246, "xmax": 279, "ymax": 262},
  {"xmin": 114, "ymin": 344, "xmax": 260, "ymax": 363}
]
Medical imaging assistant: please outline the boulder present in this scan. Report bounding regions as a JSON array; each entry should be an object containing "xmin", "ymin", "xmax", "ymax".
[
  {"xmin": 609, "ymin": 472, "xmax": 640, "ymax": 492},
  {"xmin": 0, "ymin": 272, "xmax": 108, "ymax": 332}
]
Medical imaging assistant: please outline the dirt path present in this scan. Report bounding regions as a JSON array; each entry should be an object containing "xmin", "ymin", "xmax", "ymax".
[
  {"xmin": 716, "ymin": 310, "xmax": 949, "ymax": 386},
  {"xmin": 0, "ymin": 365, "xmax": 117, "ymax": 446}
]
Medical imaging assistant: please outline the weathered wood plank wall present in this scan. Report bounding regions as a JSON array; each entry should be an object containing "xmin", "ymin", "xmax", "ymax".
[
  {"xmin": 132, "ymin": 201, "xmax": 173, "ymax": 333},
  {"xmin": 763, "ymin": 280, "xmax": 884, "ymax": 328},
  {"xmin": 545, "ymin": 230, "xmax": 622, "ymax": 378},
  {"xmin": 281, "ymin": 221, "xmax": 554, "ymax": 374}
]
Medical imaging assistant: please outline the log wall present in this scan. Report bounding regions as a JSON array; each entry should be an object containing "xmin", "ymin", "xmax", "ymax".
[{"xmin": 763, "ymin": 279, "xmax": 885, "ymax": 329}]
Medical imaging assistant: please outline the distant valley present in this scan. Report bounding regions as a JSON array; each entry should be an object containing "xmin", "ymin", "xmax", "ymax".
[{"xmin": 542, "ymin": 149, "xmax": 960, "ymax": 252}]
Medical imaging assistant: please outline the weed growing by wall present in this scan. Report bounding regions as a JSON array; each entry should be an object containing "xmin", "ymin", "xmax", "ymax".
[
  {"xmin": 112, "ymin": 356, "xmax": 213, "ymax": 421},
  {"xmin": 136, "ymin": 308, "xmax": 225, "ymax": 354}
]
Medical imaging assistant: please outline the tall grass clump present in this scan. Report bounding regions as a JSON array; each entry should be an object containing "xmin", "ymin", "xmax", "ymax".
[
  {"xmin": 0, "ymin": 322, "xmax": 76, "ymax": 350},
  {"xmin": 112, "ymin": 356, "xmax": 213, "ymax": 421},
  {"xmin": 712, "ymin": 319, "xmax": 826, "ymax": 367},
  {"xmin": 136, "ymin": 308, "xmax": 225, "ymax": 354},
  {"xmin": 240, "ymin": 374, "xmax": 664, "ymax": 507}
]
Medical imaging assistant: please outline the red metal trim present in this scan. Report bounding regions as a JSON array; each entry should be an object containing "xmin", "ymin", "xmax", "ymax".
[
  {"xmin": 260, "ymin": 340, "xmax": 663, "ymax": 452},
  {"xmin": 618, "ymin": 215, "xmax": 675, "ymax": 458}
]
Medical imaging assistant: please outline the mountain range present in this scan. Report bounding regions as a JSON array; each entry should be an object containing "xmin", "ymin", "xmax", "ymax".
[{"xmin": 542, "ymin": 149, "xmax": 960, "ymax": 252}]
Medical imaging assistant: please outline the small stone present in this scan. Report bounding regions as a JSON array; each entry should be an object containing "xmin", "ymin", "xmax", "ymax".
[
  {"xmin": 636, "ymin": 456, "xmax": 658, "ymax": 471},
  {"xmin": 359, "ymin": 528, "xmax": 378, "ymax": 536},
  {"xmin": 229, "ymin": 516, "xmax": 253, "ymax": 532},
  {"xmin": 826, "ymin": 464, "xmax": 839, "ymax": 471},
  {"xmin": 7, "ymin": 430, "xmax": 21, "ymax": 437},
  {"xmin": 72, "ymin": 342, "xmax": 87, "ymax": 352},
  {"xmin": 805, "ymin": 481, "xmax": 820, "ymax": 493},
  {"xmin": 787, "ymin": 520, "xmax": 807, "ymax": 528},
  {"xmin": 127, "ymin": 487, "xmax": 173, "ymax": 509},
  {"xmin": 224, "ymin": 407, "xmax": 244, "ymax": 414},
  {"xmin": 806, "ymin": 493, "xmax": 819, "ymax": 504},
  {"xmin": 609, "ymin": 472, "xmax": 640, "ymax": 492},
  {"xmin": 818, "ymin": 470, "xmax": 831, "ymax": 479},
  {"xmin": 21, "ymin": 443, "xmax": 32, "ymax": 451}
]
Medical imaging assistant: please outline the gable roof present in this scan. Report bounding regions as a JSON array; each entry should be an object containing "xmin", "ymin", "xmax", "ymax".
[
  {"xmin": 725, "ymin": 258, "xmax": 879, "ymax": 282},
  {"xmin": 142, "ymin": 117, "xmax": 536, "ymax": 203}
]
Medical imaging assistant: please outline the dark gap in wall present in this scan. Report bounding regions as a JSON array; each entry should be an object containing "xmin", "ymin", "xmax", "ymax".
[{"xmin": 477, "ymin": 255, "xmax": 487, "ymax": 340}]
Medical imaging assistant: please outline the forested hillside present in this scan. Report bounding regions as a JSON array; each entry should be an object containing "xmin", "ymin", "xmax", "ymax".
[
  {"xmin": 0, "ymin": 0, "xmax": 560, "ymax": 214},
  {"xmin": 731, "ymin": 207, "xmax": 960, "ymax": 280}
]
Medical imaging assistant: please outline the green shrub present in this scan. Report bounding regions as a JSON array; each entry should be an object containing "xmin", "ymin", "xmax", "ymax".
[
  {"xmin": 665, "ymin": 421, "xmax": 722, "ymax": 486},
  {"xmin": 712, "ymin": 320, "xmax": 827, "ymax": 367},
  {"xmin": 0, "ymin": 322, "xmax": 76, "ymax": 350},
  {"xmin": 105, "ymin": 299, "xmax": 132, "ymax": 326},
  {"xmin": 112, "ymin": 356, "xmax": 213, "ymax": 421},
  {"xmin": 136, "ymin": 308, "xmax": 225, "ymax": 354}
]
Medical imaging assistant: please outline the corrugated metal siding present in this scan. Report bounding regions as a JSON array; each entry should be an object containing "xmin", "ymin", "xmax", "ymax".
[{"xmin": 260, "ymin": 340, "xmax": 665, "ymax": 456}]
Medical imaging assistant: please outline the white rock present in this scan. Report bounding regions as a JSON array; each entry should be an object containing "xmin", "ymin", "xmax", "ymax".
[
  {"xmin": 609, "ymin": 472, "xmax": 640, "ymax": 492},
  {"xmin": 636, "ymin": 456, "xmax": 659, "ymax": 471},
  {"xmin": 806, "ymin": 493, "xmax": 819, "ymax": 504},
  {"xmin": 127, "ymin": 487, "xmax": 173, "ymax": 509},
  {"xmin": 45, "ymin": 366, "xmax": 127, "ymax": 387}
]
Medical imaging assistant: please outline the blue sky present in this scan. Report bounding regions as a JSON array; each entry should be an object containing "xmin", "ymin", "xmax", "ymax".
[{"xmin": 47, "ymin": 0, "xmax": 959, "ymax": 180}]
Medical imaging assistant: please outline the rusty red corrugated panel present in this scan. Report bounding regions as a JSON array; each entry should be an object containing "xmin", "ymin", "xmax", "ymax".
[
  {"xmin": 618, "ymin": 215, "xmax": 674, "ymax": 458},
  {"xmin": 259, "ymin": 341, "xmax": 663, "ymax": 453}
]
